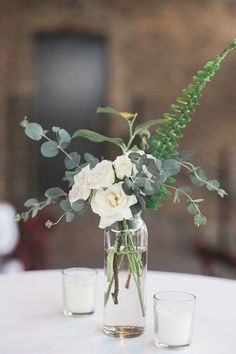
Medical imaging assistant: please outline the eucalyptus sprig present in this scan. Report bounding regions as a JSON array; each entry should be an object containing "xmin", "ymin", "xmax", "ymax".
[{"xmin": 16, "ymin": 40, "xmax": 236, "ymax": 229}]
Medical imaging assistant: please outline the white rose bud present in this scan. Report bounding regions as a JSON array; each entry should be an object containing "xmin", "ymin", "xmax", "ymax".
[
  {"xmin": 113, "ymin": 155, "xmax": 133, "ymax": 180},
  {"xmin": 69, "ymin": 165, "xmax": 91, "ymax": 203},
  {"xmin": 91, "ymin": 182, "xmax": 137, "ymax": 228},
  {"xmin": 88, "ymin": 160, "xmax": 115, "ymax": 189}
]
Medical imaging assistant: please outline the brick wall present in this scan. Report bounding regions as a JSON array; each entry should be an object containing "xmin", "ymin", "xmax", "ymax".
[{"xmin": 1, "ymin": 0, "xmax": 236, "ymax": 270}]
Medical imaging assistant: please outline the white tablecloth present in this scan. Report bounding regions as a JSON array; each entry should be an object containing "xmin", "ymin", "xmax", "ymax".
[{"xmin": 0, "ymin": 270, "xmax": 235, "ymax": 354}]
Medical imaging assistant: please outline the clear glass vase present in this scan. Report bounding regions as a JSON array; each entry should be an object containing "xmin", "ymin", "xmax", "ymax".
[{"xmin": 103, "ymin": 216, "xmax": 148, "ymax": 338}]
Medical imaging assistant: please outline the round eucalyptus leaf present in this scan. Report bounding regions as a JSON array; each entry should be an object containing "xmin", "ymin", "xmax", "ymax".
[
  {"xmin": 20, "ymin": 117, "xmax": 29, "ymax": 128},
  {"xmin": 66, "ymin": 211, "xmax": 75, "ymax": 223},
  {"xmin": 186, "ymin": 201, "xmax": 198, "ymax": 215},
  {"xmin": 45, "ymin": 187, "xmax": 65, "ymax": 199},
  {"xmin": 25, "ymin": 123, "xmax": 43, "ymax": 141},
  {"xmin": 194, "ymin": 214, "xmax": 207, "ymax": 226},
  {"xmin": 58, "ymin": 129, "xmax": 71, "ymax": 149},
  {"xmin": 162, "ymin": 159, "xmax": 181, "ymax": 177},
  {"xmin": 71, "ymin": 200, "xmax": 85, "ymax": 212},
  {"xmin": 41, "ymin": 141, "xmax": 59, "ymax": 158},
  {"xmin": 64, "ymin": 152, "xmax": 81, "ymax": 170},
  {"xmin": 24, "ymin": 198, "xmax": 38, "ymax": 207},
  {"xmin": 60, "ymin": 199, "xmax": 71, "ymax": 212}
]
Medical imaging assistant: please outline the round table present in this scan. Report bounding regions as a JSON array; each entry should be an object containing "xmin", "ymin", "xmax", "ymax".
[{"xmin": 0, "ymin": 270, "xmax": 235, "ymax": 354}]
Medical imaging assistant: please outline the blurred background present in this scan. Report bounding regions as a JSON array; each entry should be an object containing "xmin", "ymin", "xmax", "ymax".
[{"xmin": 0, "ymin": 0, "xmax": 236, "ymax": 277}]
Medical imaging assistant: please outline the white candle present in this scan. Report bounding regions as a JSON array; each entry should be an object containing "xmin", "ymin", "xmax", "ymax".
[
  {"xmin": 62, "ymin": 268, "xmax": 97, "ymax": 315},
  {"xmin": 154, "ymin": 291, "xmax": 196, "ymax": 348},
  {"xmin": 157, "ymin": 304, "xmax": 193, "ymax": 346}
]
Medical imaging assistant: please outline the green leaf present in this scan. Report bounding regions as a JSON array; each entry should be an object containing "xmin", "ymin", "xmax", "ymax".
[
  {"xmin": 177, "ymin": 150, "xmax": 195, "ymax": 161},
  {"xmin": 21, "ymin": 212, "xmax": 29, "ymax": 221},
  {"xmin": 166, "ymin": 176, "xmax": 176, "ymax": 184},
  {"xmin": 25, "ymin": 122, "xmax": 43, "ymax": 141},
  {"xmin": 72, "ymin": 129, "xmax": 124, "ymax": 148},
  {"xmin": 66, "ymin": 212, "xmax": 75, "ymax": 223},
  {"xmin": 146, "ymin": 196, "xmax": 162, "ymax": 210},
  {"xmin": 96, "ymin": 106, "xmax": 136, "ymax": 121},
  {"xmin": 130, "ymin": 203, "xmax": 142, "ymax": 215},
  {"xmin": 122, "ymin": 178, "xmax": 133, "ymax": 196},
  {"xmin": 84, "ymin": 153, "xmax": 99, "ymax": 168},
  {"xmin": 64, "ymin": 152, "xmax": 81, "ymax": 170},
  {"xmin": 96, "ymin": 106, "xmax": 124, "ymax": 117},
  {"xmin": 60, "ymin": 199, "xmax": 71, "ymax": 212},
  {"xmin": 136, "ymin": 195, "xmax": 146, "ymax": 210},
  {"xmin": 71, "ymin": 200, "xmax": 85, "ymax": 212},
  {"xmin": 189, "ymin": 168, "xmax": 207, "ymax": 187},
  {"xmin": 52, "ymin": 126, "xmax": 60, "ymax": 132},
  {"xmin": 217, "ymin": 189, "xmax": 227, "ymax": 198},
  {"xmin": 141, "ymin": 179, "xmax": 153, "ymax": 195},
  {"xmin": 178, "ymin": 186, "xmax": 192, "ymax": 195},
  {"xmin": 206, "ymin": 179, "xmax": 220, "ymax": 191},
  {"xmin": 14, "ymin": 213, "xmax": 21, "ymax": 222},
  {"xmin": 20, "ymin": 117, "xmax": 29, "ymax": 128},
  {"xmin": 174, "ymin": 191, "xmax": 180, "ymax": 204},
  {"xmin": 58, "ymin": 129, "xmax": 71, "ymax": 149},
  {"xmin": 31, "ymin": 207, "xmax": 39, "ymax": 218},
  {"xmin": 45, "ymin": 187, "xmax": 65, "ymax": 199},
  {"xmin": 24, "ymin": 198, "xmax": 38, "ymax": 207},
  {"xmin": 41, "ymin": 141, "xmax": 59, "ymax": 158},
  {"xmin": 194, "ymin": 214, "xmax": 207, "ymax": 226},
  {"xmin": 148, "ymin": 40, "xmax": 236, "ymax": 160},
  {"xmin": 134, "ymin": 119, "xmax": 161, "ymax": 135},
  {"xmin": 162, "ymin": 159, "xmax": 181, "ymax": 177},
  {"xmin": 186, "ymin": 201, "xmax": 198, "ymax": 215}
]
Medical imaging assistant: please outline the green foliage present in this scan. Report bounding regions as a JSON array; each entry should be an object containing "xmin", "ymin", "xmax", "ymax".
[
  {"xmin": 147, "ymin": 40, "xmax": 236, "ymax": 160},
  {"xmin": 72, "ymin": 129, "xmax": 125, "ymax": 150},
  {"xmin": 60, "ymin": 199, "xmax": 71, "ymax": 212},
  {"xmin": 96, "ymin": 106, "xmax": 126, "ymax": 118},
  {"xmin": 57, "ymin": 129, "xmax": 71, "ymax": 149},
  {"xmin": 64, "ymin": 152, "xmax": 81, "ymax": 170},
  {"xmin": 194, "ymin": 214, "xmax": 207, "ymax": 226},
  {"xmin": 183, "ymin": 162, "xmax": 227, "ymax": 197},
  {"xmin": 134, "ymin": 120, "xmax": 161, "ymax": 135},
  {"xmin": 45, "ymin": 187, "xmax": 66, "ymax": 199},
  {"xmin": 17, "ymin": 41, "xmax": 235, "ymax": 229},
  {"xmin": 186, "ymin": 200, "xmax": 199, "ymax": 215},
  {"xmin": 84, "ymin": 153, "xmax": 99, "ymax": 168},
  {"xmin": 71, "ymin": 200, "xmax": 85, "ymax": 212},
  {"xmin": 41, "ymin": 141, "xmax": 59, "ymax": 157},
  {"xmin": 162, "ymin": 159, "xmax": 181, "ymax": 177},
  {"xmin": 25, "ymin": 122, "xmax": 43, "ymax": 141},
  {"xmin": 176, "ymin": 150, "xmax": 195, "ymax": 162},
  {"xmin": 66, "ymin": 212, "xmax": 75, "ymax": 223}
]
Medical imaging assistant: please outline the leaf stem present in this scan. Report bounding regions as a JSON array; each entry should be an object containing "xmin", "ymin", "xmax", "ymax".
[
  {"xmin": 42, "ymin": 133, "xmax": 72, "ymax": 159},
  {"xmin": 164, "ymin": 183, "xmax": 201, "ymax": 215}
]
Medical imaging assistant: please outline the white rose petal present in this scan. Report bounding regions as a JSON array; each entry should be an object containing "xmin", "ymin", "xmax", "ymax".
[
  {"xmin": 91, "ymin": 182, "xmax": 137, "ymax": 228},
  {"xmin": 69, "ymin": 165, "xmax": 91, "ymax": 203},
  {"xmin": 113, "ymin": 155, "xmax": 133, "ymax": 180},
  {"xmin": 88, "ymin": 160, "xmax": 115, "ymax": 189}
]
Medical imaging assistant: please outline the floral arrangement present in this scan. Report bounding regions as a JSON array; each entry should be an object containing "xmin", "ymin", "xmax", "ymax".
[
  {"xmin": 15, "ymin": 41, "xmax": 236, "ymax": 336},
  {"xmin": 16, "ymin": 40, "xmax": 236, "ymax": 230}
]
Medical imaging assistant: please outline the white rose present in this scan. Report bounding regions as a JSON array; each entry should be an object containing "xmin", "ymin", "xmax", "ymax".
[
  {"xmin": 91, "ymin": 182, "xmax": 137, "ymax": 228},
  {"xmin": 69, "ymin": 165, "xmax": 91, "ymax": 203},
  {"xmin": 88, "ymin": 160, "xmax": 115, "ymax": 189},
  {"xmin": 113, "ymin": 155, "xmax": 133, "ymax": 180}
]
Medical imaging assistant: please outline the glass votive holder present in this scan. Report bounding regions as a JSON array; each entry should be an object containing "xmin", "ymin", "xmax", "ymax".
[
  {"xmin": 62, "ymin": 267, "xmax": 98, "ymax": 316},
  {"xmin": 153, "ymin": 291, "xmax": 196, "ymax": 349}
]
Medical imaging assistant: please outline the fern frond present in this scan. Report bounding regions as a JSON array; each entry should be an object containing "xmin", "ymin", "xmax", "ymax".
[{"xmin": 148, "ymin": 40, "xmax": 236, "ymax": 160}]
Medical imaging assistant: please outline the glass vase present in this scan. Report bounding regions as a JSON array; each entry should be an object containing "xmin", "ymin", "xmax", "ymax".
[{"xmin": 103, "ymin": 216, "xmax": 148, "ymax": 338}]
